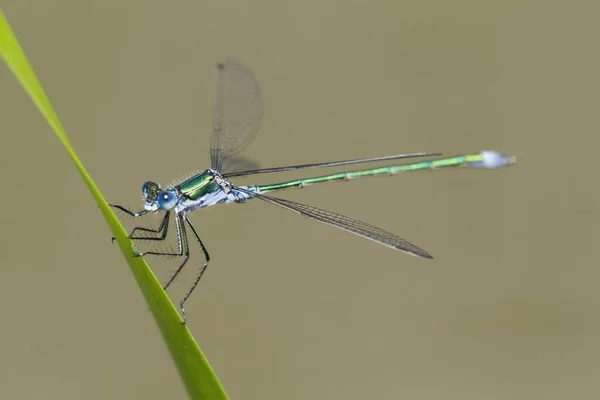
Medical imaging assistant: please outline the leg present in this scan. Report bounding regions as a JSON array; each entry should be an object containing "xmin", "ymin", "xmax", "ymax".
[
  {"xmin": 128, "ymin": 211, "xmax": 170, "ymax": 241},
  {"xmin": 160, "ymin": 213, "xmax": 193, "ymax": 291},
  {"xmin": 110, "ymin": 204, "xmax": 148, "ymax": 218},
  {"xmin": 179, "ymin": 216, "xmax": 211, "ymax": 325},
  {"xmin": 137, "ymin": 212, "xmax": 188, "ymax": 259},
  {"xmin": 110, "ymin": 205, "xmax": 170, "ymax": 243}
]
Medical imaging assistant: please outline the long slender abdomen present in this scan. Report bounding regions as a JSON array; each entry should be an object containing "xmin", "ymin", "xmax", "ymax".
[{"xmin": 249, "ymin": 151, "xmax": 515, "ymax": 195}]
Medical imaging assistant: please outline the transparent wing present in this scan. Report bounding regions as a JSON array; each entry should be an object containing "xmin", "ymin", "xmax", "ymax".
[
  {"xmin": 220, "ymin": 156, "xmax": 261, "ymax": 175},
  {"xmin": 235, "ymin": 187, "xmax": 433, "ymax": 258},
  {"xmin": 211, "ymin": 59, "xmax": 263, "ymax": 172}
]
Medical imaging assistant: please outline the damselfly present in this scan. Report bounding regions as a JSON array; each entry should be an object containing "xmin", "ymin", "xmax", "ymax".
[{"xmin": 111, "ymin": 59, "xmax": 516, "ymax": 323}]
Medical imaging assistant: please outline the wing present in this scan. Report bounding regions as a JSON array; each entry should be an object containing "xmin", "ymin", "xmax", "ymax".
[
  {"xmin": 211, "ymin": 59, "xmax": 263, "ymax": 172},
  {"xmin": 235, "ymin": 187, "xmax": 433, "ymax": 258}
]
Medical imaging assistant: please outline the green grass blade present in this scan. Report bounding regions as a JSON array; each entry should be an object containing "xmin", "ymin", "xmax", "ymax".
[{"xmin": 0, "ymin": 9, "xmax": 228, "ymax": 400}]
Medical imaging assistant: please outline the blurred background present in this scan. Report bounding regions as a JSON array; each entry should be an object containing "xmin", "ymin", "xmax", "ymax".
[{"xmin": 0, "ymin": 1, "xmax": 598, "ymax": 399}]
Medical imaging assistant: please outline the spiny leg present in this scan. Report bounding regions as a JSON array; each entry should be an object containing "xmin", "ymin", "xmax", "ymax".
[
  {"xmin": 111, "ymin": 206, "xmax": 208, "ymax": 324},
  {"xmin": 127, "ymin": 211, "xmax": 171, "ymax": 241},
  {"xmin": 179, "ymin": 216, "xmax": 211, "ymax": 325},
  {"xmin": 137, "ymin": 213, "xmax": 190, "ymax": 260},
  {"xmin": 137, "ymin": 211, "xmax": 188, "ymax": 259},
  {"xmin": 110, "ymin": 204, "xmax": 148, "ymax": 218},
  {"xmin": 160, "ymin": 212, "xmax": 193, "ymax": 294},
  {"xmin": 110, "ymin": 205, "xmax": 172, "ymax": 244}
]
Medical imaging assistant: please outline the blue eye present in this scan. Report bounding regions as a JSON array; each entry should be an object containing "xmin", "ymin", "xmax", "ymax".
[{"xmin": 157, "ymin": 190, "xmax": 178, "ymax": 210}]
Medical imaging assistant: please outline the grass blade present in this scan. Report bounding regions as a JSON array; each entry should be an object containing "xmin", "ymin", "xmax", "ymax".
[{"xmin": 0, "ymin": 9, "xmax": 228, "ymax": 400}]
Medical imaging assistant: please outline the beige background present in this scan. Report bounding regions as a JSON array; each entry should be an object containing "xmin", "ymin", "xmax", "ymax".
[{"xmin": 1, "ymin": 1, "xmax": 598, "ymax": 399}]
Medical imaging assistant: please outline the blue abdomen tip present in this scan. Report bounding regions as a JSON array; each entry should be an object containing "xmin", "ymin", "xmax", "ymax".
[{"xmin": 470, "ymin": 151, "xmax": 517, "ymax": 169}]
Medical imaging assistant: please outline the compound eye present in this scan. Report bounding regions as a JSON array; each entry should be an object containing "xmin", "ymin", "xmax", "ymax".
[
  {"xmin": 142, "ymin": 181, "xmax": 160, "ymax": 200},
  {"xmin": 157, "ymin": 190, "xmax": 178, "ymax": 210}
]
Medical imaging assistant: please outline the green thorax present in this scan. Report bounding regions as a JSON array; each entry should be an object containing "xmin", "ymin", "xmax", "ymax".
[{"xmin": 177, "ymin": 171, "xmax": 219, "ymax": 201}]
